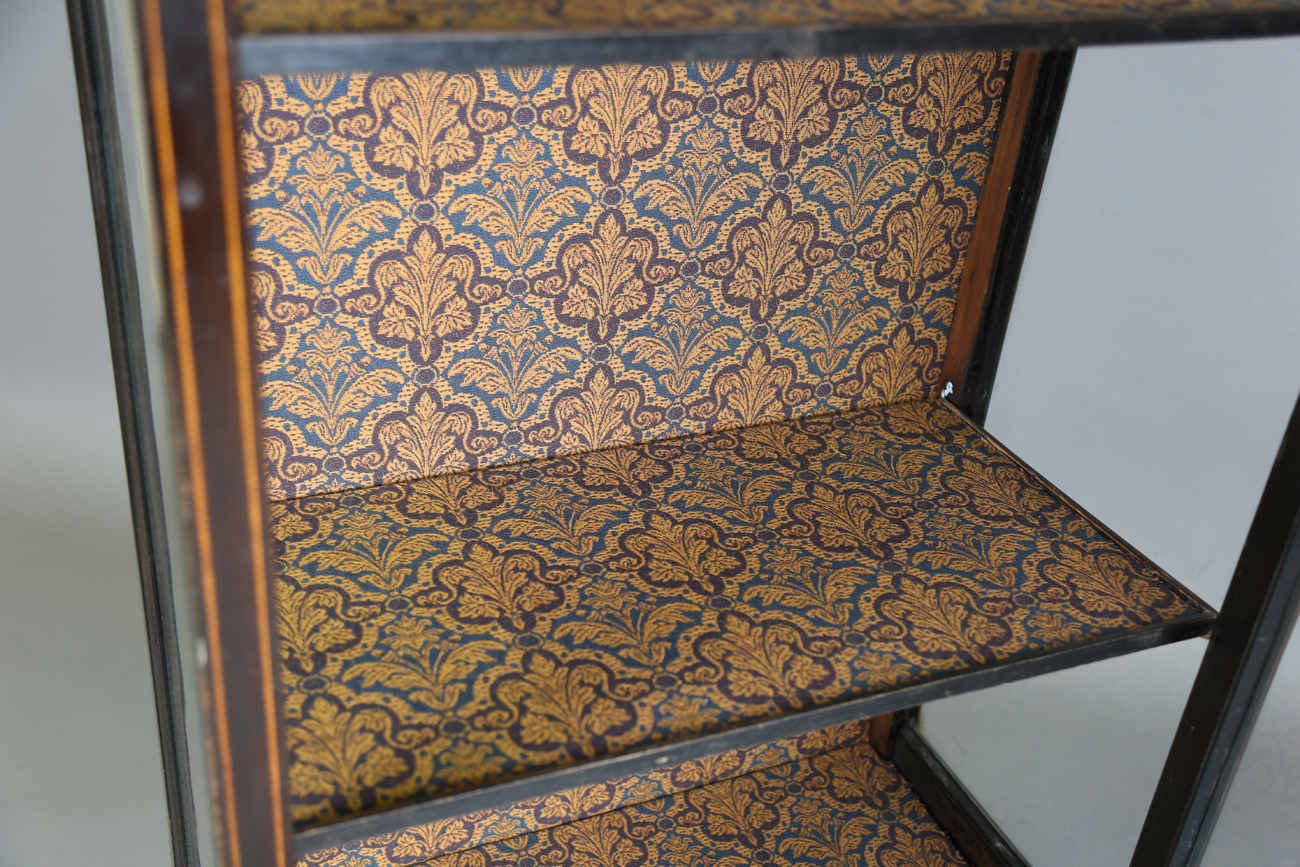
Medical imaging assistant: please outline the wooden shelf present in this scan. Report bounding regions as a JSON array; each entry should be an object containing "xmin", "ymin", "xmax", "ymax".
[
  {"xmin": 278, "ymin": 398, "xmax": 1211, "ymax": 852},
  {"xmin": 233, "ymin": 1, "xmax": 1300, "ymax": 76},
  {"xmin": 296, "ymin": 720, "xmax": 974, "ymax": 867}
]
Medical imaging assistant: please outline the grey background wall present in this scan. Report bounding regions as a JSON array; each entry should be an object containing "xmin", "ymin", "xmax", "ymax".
[
  {"xmin": 0, "ymin": 7, "xmax": 1296, "ymax": 866},
  {"xmin": 0, "ymin": 1, "xmax": 173, "ymax": 865},
  {"xmin": 921, "ymin": 36, "xmax": 1300, "ymax": 867}
]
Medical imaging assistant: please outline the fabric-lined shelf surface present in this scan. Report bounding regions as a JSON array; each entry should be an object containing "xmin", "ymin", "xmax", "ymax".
[
  {"xmin": 273, "ymin": 398, "xmax": 1209, "ymax": 832},
  {"xmin": 297, "ymin": 719, "xmax": 874, "ymax": 865},
  {"xmin": 234, "ymin": 0, "xmax": 1300, "ymax": 35},
  {"xmin": 299, "ymin": 730, "xmax": 968, "ymax": 867}
]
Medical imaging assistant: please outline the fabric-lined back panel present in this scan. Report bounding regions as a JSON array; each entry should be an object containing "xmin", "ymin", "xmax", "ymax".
[{"xmin": 240, "ymin": 52, "xmax": 1012, "ymax": 501}]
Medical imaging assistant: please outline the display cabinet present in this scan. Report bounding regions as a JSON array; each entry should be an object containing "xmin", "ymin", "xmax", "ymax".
[{"xmin": 65, "ymin": 2, "xmax": 1300, "ymax": 867}]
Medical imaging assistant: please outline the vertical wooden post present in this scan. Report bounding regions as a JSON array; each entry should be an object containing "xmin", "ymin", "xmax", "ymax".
[
  {"xmin": 137, "ymin": 0, "xmax": 291, "ymax": 863},
  {"xmin": 1132, "ymin": 391, "xmax": 1300, "ymax": 867},
  {"xmin": 940, "ymin": 50, "xmax": 1075, "ymax": 425}
]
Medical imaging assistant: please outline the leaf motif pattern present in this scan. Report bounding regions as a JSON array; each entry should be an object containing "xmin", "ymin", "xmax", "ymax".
[
  {"xmin": 531, "ymin": 210, "xmax": 677, "ymax": 343},
  {"xmin": 886, "ymin": 52, "xmax": 1005, "ymax": 157},
  {"xmin": 705, "ymin": 193, "xmax": 836, "ymax": 322},
  {"xmin": 538, "ymin": 64, "xmax": 694, "ymax": 185},
  {"xmin": 346, "ymin": 224, "xmax": 504, "ymax": 365},
  {"xmin": 241, "ymin": 54, "xmax": 1012, "ymax": 500},
  {"xmin": 721, "ymin": 57, "xmax": 864, "ymax": 170}
]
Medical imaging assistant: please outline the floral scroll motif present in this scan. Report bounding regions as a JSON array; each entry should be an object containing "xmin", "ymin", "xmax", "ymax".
[
  {"xmin": 347, "ymin": 225, "xmax": 504, "ymax": 366},
  {"xmin": 263, "ymin": 431, "xmax": 320, "ymax": 501},
  {"xmin": 782, "ymin": 482, "xmax": 915, "ymax": 559},
  {"xmin": 871, "ymin": 576, "xmax": 1015, "ymax": 664},
  {"xmin": 250, "ymin": 266, "xmax": 311, "ymax": 358},
  {"xmin": 538, "ymin": 64, "xmax": 694, "ymax": 185},
  {"xmin": 448, "ymin": 305, "xmax": 583, "ymax": 423},
  {"xmin": 858, "ymin": 179, "xmax": 970, "ymax": 305},
  {"xmin": 1033, "ymin": 542, "xmax": 1180, "ymax": 622},
  {"xmin": 350, "ymin": 386, "xmax": 502, "ymax": 486},
  {"xmin": 297, "ymin": 737, "xmax": 969, "ymax": 867},
  {"xmin": 609, "ymin": 512, "xmax": 752, "ymax": 597},
  {"xmin": 236, "ymin": 76, "xmax": 301, "ymax": 186},
  {"xmin": 248, "ymin": 144, "xmax": 403, "ymax": 291},
  {"xmin": 243, "ymin": 54, "xmax": 1016, "ymax": 498},
  {"xmin": 838, "ymin": 322, "xmax": 944, "ymax": 405},
  {"xmin": 423, "ymin": 542, "xmax": 575, "ymax": 632},
  {"xmin": 523, "ymin": 364, "xmax": 664, "ymax": 454},
  {"xmin": 704, "ymin": 194, "xmax": 836, "ymax": 322},
  {"xmin": 336, "ymin": 70, "xmax": 508, "ymax": 197},
  {"xmin": 805, "ymin": 115, "xmax": 920, "ymax": 234},
  {"xmin": 689, "ymin": 612, "xmax": 841, "ymax": 710},
  {"xmin": 687, "ymin": 343, "xmax": 813, "ymax": 428},
  {"xmin": 400, "ymin": 472, "xmax": 505, "ymax": 526},
  {"xmin": 531, "ymin": 209, "xmax": 678, "ymax": 343},
  {"xmin": 448, "ymin": 137, "xmax": 593, "ymax": 269},
  {"xmin": 273, "ymin": 399, "xmax": 1201, "ymax": 830},
  {"xmin": 481, "ymin": 650, "xmax": 649, "ymax": 760},
  {"xmin": 721, "ymin": 57, "xmax": 863, "ymax": 170},
  {"xmin": 886, "ymin": 51, "xmax": 1006, "ymax": 157},
  {"xmin": 277, "ymin": 578, "xmax": 375, "ymax": 676},
  {"xmin": 287, "ymin": 695, "xmax": 425, "ymax": 823},
  {"xmin": 635, "ymin": 126, "xmax": 764, "ymax": 250},
  {"xmin": 263, "ymin": 323, "xmax": 405, "ymax": 448},
  {"xmin": 236, "ymin": 46, "xmax": 1206, "ymax": 867}
]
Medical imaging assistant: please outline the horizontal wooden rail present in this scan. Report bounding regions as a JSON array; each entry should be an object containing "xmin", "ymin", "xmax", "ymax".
[{"xmin": 236, "ymin": 10, "xmax": 1300, "ymax": 77}]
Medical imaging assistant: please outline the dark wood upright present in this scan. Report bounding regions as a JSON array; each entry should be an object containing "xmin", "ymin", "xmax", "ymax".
[{"xmin": 137, "ymin": 0, "xmax": 291, "ymax": 864}]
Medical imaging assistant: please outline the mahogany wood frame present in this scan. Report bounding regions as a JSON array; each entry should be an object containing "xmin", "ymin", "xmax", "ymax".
[
  {"xmin": 118, "ymin": 4, "xmax": 1299, "ymax": 865},
  {"xmin": 937, "ymin": 49, "xmax": 1042, "ymax": 407},
  {"xmin": 138, "ymin": 0, "xmax": 292, "ymax": 865},
  {"xmin": 942, "ymin": 49, "xmax": 1075, "ymax": 424}
]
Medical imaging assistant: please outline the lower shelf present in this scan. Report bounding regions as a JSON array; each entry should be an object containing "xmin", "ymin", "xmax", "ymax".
[
  {"xmin": 275, "ymin": 398, "xmax": 1212, "ymax": 848},
  {"xmin": 299, "ymin": 722, "xmax": 969, "ymax": 867}
]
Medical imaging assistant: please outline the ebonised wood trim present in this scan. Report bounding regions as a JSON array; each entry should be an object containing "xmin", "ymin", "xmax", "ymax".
[
  {"xmin": 894, "ymin": 723, "xmax": 1031, "ymax": 867},
  {"xmin": 234, "ymin": 11, "xmax": 1300, "ymax": 77},
  {"xmin": 64, "ymin": 0, "xmax": 198, "ymax": 863},
  {"xmin": 137, "ymin": 0, "xmax": 292, "ymax": 863},
  {"xmin": 952, "ymin": 49, "xmax": 1074, "ymax": 425},
  {"xmin": 1131, "ymin": 390, "xmax": 1300, "ymax": 867}
]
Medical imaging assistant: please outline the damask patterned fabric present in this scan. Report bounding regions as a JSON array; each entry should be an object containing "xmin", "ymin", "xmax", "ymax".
[
  {"xmin": 299, "ymin": 720, "xmax": 872, "ymax": 866},
  {"xmin": 234, "ymin": 0, "xmax": 1300, "ymax": 35},
  {"xmin": 240, "ymin": 53, "xmax": 1011, "ymax": 500},
  {"xmin": 304, "ymin": 738, "xmax": 966, "ymax": 867},
  {"xmin": 272, "ymin": 399, "xmax": 1203, "ymax": 830}
]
